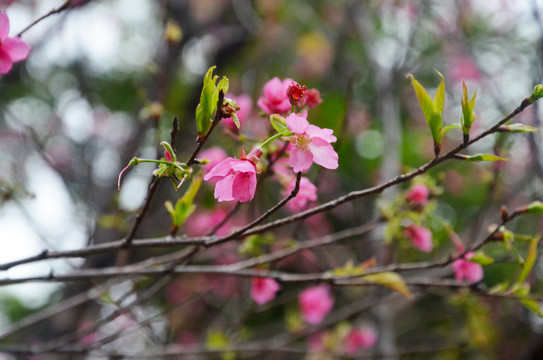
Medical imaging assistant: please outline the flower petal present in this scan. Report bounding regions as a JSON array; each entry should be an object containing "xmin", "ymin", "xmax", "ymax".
[
  {"xmin": 308, "ymin": 137, "xmax": 338, "ymax": 170},
  {"xmin": 231, "ymin": 171, "xmax": 256, "ymax": 202},
  {"xmin": 214, "ymin": 175, "xmax": 235, "ymax": 202},
  {"xmin": 286, "ymin": 113, "xmax": 309, "ymax": 134},
  {"xmin": 2, "ymin": 37, "xmax": 30, "ymax": 62},
  {"xmin": 306, "ymin": 124, "xmax": 336, "ymax": 143},
  {"xmin": 203, "ymin": 158, "xmax": 233, "ymax": 182},
  {"xmin": 0, "ymin": 49, "xmax": 12, "ymax": 74},
  {"xmin": 289, "ymin": 147, "xmax": 313, "ymax": 173},
  {"xmin": 0, "ymin": 13, "xmax": 9, "ymax": 39},
  {"xmin": 230, "ymin": 159, "xmax": 256, "ymax": 173}
]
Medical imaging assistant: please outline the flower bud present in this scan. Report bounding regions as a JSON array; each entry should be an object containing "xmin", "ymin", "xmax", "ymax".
[{"xmin": 286, "ymin": 81, "xmax": 307, "ymax": 107}]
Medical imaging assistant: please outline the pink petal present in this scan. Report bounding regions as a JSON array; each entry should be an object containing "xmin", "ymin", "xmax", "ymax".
[
  {"xmin": 230, "ymin": 159, "xmax": 256, "ymax": 173},
  {"xmin": 262, "ymin": 77, "xmax": 283, "ymax": 99},
  {"xmin": 256, "ymin": 97, "xmax": 271, "ymax": 114},
  {"xmin": 231, "ymin": 171, "xmax": 256, "ymax": 202},
  {"xmin": 306, "ymin": 125, "xmax": 337, "ymax": 143},
  {"xmin": 203, "ymin": 158, "xmax": 233, "ymax": 182},
  {"xmin": 0, "ymin": 49, "xmax": 12, "ymax": 74},
  {"xmin": 214, "ymin": 175, "xmax": 235, "ymax": 202},
  {"xmin": 308, "ymin": 137, "xmax": 338, "ymax": 170},
  {"xmin": 3, "ymin": 37, "xmax": 30, "ymax": 62},
  {"xmin": 286, "ymin": 113, "xmax": 309, "ymax": 134},
  {"xmin": 0, "ymin": 13, "xmax": 9, "ymax": 39},
  {"xmin": 289, "ymin": 147, "xmax": 313, "ymax": 173}
]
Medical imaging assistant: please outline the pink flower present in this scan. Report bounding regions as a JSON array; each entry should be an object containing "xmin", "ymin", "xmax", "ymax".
[
  {"xmin": 345, "ymin": 328, "xmax": 378, "ymax": 355},
  {"xmin": 199, "ymin": 147, "xmax": 227, "ymax": 173},
  {"xmin": 405, "ymin": 184, "xmax": 430, "ymax": 205},
  {"xmin": 284, "ymin": 176, "xmax": 317, "ymax": 212},
  {"xmin": 223, "ymin": 94, "xmax": 252, "ymax": 130},
  {"xmin": 251, "ymin": 277, "xmax": 280, "ymax": 305},
  {"xmin": 299, "ymin": 285, "xmax": 334, "ymax": 325},
  {"xmin": 452, "ymin": 252, "xmax": 483, "ymax": 283},
  {"xmin": 203, "ymin": 147, "xmax": 262, "ymax": 202},
  {"xmin": 284, "ymin": 112, "xmax": 338, "ymax": 173},
  {"xmin": 448, "ymin": 55, "xmax": 482, "ymax": 83},
  {"xmin": 404, "ymin": 225, "xmax": 433, "ymax": 252},
  {"xmin": 304, "ymin": 88, "xmax": 323, "ymax": 108},
  {"xmin": 257, "ymin": 77, "xmax": 293, "ymax": 114},
  {"xmin": 184, "ymin": 208, "xmax": 232, "ymax": 237},
  {"xmin": 0, "ymin": 12, "xmax": 31, "ymax": 74}
]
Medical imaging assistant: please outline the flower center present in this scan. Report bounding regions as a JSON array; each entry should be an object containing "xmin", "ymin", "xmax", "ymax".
[{"xmin": 296, "ymin": 134, "xmax": 312, "ymax": 150}]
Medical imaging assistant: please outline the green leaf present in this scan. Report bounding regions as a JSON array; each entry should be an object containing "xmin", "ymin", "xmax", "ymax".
[
  {"xmin": 500, "ymin": 124, "xmax": 539, "ymax": 133},
  {"xmin": 459, "ymin": 154, "xmax": 508, "ymax": 162},
  {"xmin": 461, "ymin": 81, "xmax": 477, "ymax": 132},
  {"xmin": 501, "ymin": 227, "xmax": 514, "ymax": 250},
  {"xmin": 407, "ymin": 74, "xmax": 435, "ymax": 126},
  {"xmin": 195, "ymin": 66, "xmax": 229, "ymax": 136},
  {"xmin": 166, "ymin": 173, "xmax": 203, "ymax": 227},
  {"xmin": 361, "ymin": 272, "xmax": 412, "ymax": 298},
  {"xmin": 232, "ymin": 113, "xmax": 240, "ymax": 129},
  {"xmin": 521, "ymin": 298, "xmax": 543, "ymax": 317},
  {"xmin": 440, "ymin": 123, "xmax": 461, "ymax": 138},
  {"xmin": 433, "ymin": 70, "xmax": 446, "ymax": 115},
  {"xmin": 270, "ymin": 114, "xmax": 288, "ymax": 133},
  {"xmin": 517, "ymin": 236, "xmax": 540, "ymax": 285},
  {"xmin": 526, "ymin": 201, "xmax": 543, "ymax": 214},
  {"xmin": 468, "ymin": 251, "xmax": 494, "ymax": 266}
]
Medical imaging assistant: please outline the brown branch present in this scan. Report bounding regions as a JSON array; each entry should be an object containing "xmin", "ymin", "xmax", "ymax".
[{"xmin": 16, "ymin": 1, "xmax": 71, "ymax": 37}]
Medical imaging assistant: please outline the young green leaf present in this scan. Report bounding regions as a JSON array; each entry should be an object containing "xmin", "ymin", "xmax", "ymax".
[
  {"xmin": 361, "ymin": 272, "xmax": 412, "ymax": 299},
  {"xmin": 433, "ymin": 70, "xmax": 446, "ymax": 115},
  {"xmin": 165, "ymin": 172, "xmax": 203, "ymax": 227},
  {"xmin": 270, "ymin": 114, "xmax": 288, "ymax": 133},
  {"xmin": 468, "ymin": 251, "xmax": 494, "ymax": 266},
  {"xmin": 525, "ymin": 201, "xmax": 543, "ymax": 214},
  {"xmin": 456, "ymin": 153, "xmax": 508, "ymax": 162},
  {"xmin": 195, "ymin": 66, "xmax": 230, "ymax": 137},
  {"xmin": 461, "ymin": 81, "xmax": 477, "ymax": 134},
  {"xmin": 498, "ymin": 124, "xmax": 539, "ymax": 133},
  {"xmin": 517, "ymin": 236, "xmax": 540, "ymax": 285}
]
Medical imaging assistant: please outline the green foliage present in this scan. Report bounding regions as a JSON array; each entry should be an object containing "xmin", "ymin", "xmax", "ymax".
[
  {"xmin": 407, "ymin": 70, "xmax": 445, "ymax": 145},
  {"xmin": 165, "ymin": 172, "xmax": 203, "ymax": 228},
  {"xmin": 360, "ymin": 272, "xmax": 412, "ymax": 298},
  {"xmin": 500, "ymin": 124, "xmax": 539, "ymax": 133},
  {"xmin": 195, "ymin": 66, "xmax": 229, "ymax": 137},
  {"xmin": 458, "ymin": 153, "xmax": 507, "ymax": 162},
  {"xmin": 269, "ymin": 114, "xmax": 288, "ymax": 133},
  {"xmin": 461, "ymin": 81, "xmax": 477, "ymax": 135}
]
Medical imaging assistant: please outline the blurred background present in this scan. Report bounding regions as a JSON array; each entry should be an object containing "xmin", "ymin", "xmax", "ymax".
[{"xmin": 1, "ymin": 0, "xmax": 543, "ymax": 359}]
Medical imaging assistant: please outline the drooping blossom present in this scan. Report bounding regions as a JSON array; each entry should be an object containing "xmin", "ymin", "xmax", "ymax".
[
  {"xmin": 299, "ymin": 285, "xmax": 334, "ymax": 325},
  {"xmin": 405, "ymin": 184, "xmax": 430, "ymax": 205},
  {"xmin": 284, "ymin": 112, "xmax": 338, "ymax": 173},
  {"xmin": 452, "ymin": 252, "xmax": 483, "ymax": 283},
  {"xmin": 286, "ymin": 81, "xmax": 307, "ymax": 107},
  {"xmin": 251, "ymin": 277, "xmax": 280, "ymax": 305},
  {"xmin": 0, "ymin": 12, "xmax": 31, "ymax": 74},
  {"xmin": 304, "ymin": 88, "xmax": 323, "ymax": 108},
  {"xmin": 257, "ymin": 77, "xmax": 293, "ymax": 114},
  {"xmin": 198, "ymin": 147, "xmax": 227, "ymax": 173},
  {"xmin": 284, "ymin": 176, "xmax": 317, "ymax": 212},
  {"xmin": 223, "ymin": 94, "xmax": 252, "ymax": 130},
  {"xmin": 345, "ymin": 328, "xmax": 378, "ymax": 355},
  {"xmin": 404, "ymin": 224, "xmax": 433, "ymax": 252},
  {"xmin": 203, "ymin": 147, "xmax": 262, "ymax": 202}
]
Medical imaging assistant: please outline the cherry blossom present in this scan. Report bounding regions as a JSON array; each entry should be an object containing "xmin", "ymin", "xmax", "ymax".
[
  {"xmin": 199, "ymin": 147, "xmax": 227, "ymax": 173},
  {"xmin": 251, "ymin": 277, "xmax": 280, "ymax": 305},
  {"xmin": 452, "ymin": 252, "xmax": 483, "ymax": 283},
  {"xmin": 284, "ymin": 112, "xmax": 338, "ymax": 173},
  {"xmin": 284, "ymin": 176, "xmax": 317, "ymax": 212},
  {"xmin": 405, "ymin": 184, "xmax": 430, "ymax": 205},
  {"xmin": 404, "ymin": 224, "xmax": 433, "ymax": 252},
  {"xmin": 303, "ymin": 88, "xmax": 323, "ymax": 108},
  {"xmin": 257, "ymin": 77, "xmax": 293, "ymax": 114},
  {"xmin": 299, "ymin": 285, "xmax": 334, "ymax": 325},
  {"xmin": 345, "ymin": 328, "xmax": 377, "ymax": 355},
  {"xmin": 0, "ymin": 12, "xmax": 31, "ymax": 74},
  {"xmin": 203, "ymin": 147, "xmax": 262, "ymax": 202}
]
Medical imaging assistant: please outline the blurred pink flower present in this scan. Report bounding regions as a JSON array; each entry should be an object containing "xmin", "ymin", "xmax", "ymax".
[
  {"xmin": 345, "ymin": 328, "xmax": 377, "ymax": 355},
  {"xmin": 199, "ymin": 147, "xmax": 227, "ymax": 173},
  {"xmin": 203, "ymin": 148, "xmax": 262, "ymax": 202},
  {"xmin": 299, "ymin": 285, "xmax": 334, "ymax": 325},
  {"xmin": 304, "ymin": 88, "xmax": 323, "ymax": 108},
  {"xmin": 284, "ymin": 176, "xmax": 317, "ymax": 212},
  {"xmin": 223, "ymin": 94, "xmax": 252, "ymax": 130},
  {"xmin": 0, "ymin": 12, "xmax": 31, "ymax": 74},
  {"xmin": 77, "ymin": 320, "xmax": 97, "ymax": 345},
  {"xmin": 452, "ymin": 252, "xmax": 483, "ymax": 283},
  {"xmin": 185, "ymin": 208, "xmax": 232, "ymax": 237},
  {"xmin": 284, "ymin": 112, "xmax": 338, "ymax": 173},
  {"xmin": 257, "ymin": 77, "xmax": 293, "ymax": 114},
  {"xmin": 251, "ymin": 277, "xmax": 280, "ymax": 305},
  {"xmin": 448, "ymin": 56, "xmax": 481, "ymax": 83},
  {"xmin": 286, "ymin": 81, "xmax": 307, "ymax": 107},
  {"xmin": 404, "ymin": 225, "xmax": 433, "ymax": 252},
  {"xmin": 405, "ymin": 184, "xmax": 430, "ymax": 205}
]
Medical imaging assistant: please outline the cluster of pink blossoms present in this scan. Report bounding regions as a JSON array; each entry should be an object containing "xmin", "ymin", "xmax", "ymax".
[
  {"xmin": 202, "ymin": 77, "xmax": 337, "ymax": 206},
  {"xmin": 0, "ymin": 12, "xmax": 31, "ymax": 74}
]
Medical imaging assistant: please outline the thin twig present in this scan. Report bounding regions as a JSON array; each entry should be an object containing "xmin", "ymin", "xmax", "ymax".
[{"xmin": 16, "ymin": 1, "xmax": 71, "ymax": 37}]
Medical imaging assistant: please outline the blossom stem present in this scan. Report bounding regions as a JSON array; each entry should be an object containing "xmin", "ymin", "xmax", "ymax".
[{"xmin": 260, "ymin": 132, "xmax": 292, "ymax": 149}]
